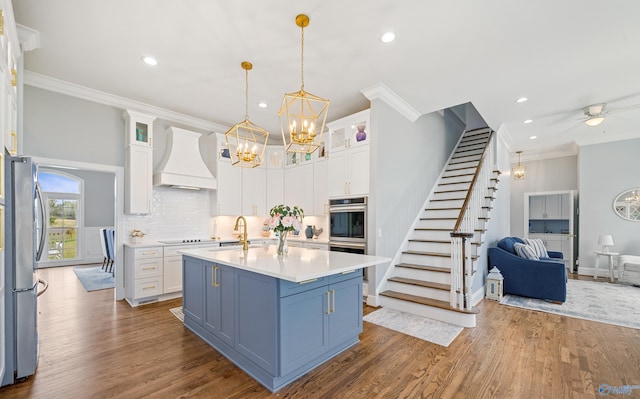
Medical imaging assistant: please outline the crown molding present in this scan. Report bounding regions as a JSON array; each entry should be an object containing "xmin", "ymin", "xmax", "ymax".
[
  {"xmin": 16, "ymin": 24, "xmax": 40, "ymax": 52},
  {"xmin": 361, "ymin": 82, "xmax": 421, "ymax": 122},
  {"xmin": 23, "ymin": 71, "xmax": 230, "ymax": 133}
]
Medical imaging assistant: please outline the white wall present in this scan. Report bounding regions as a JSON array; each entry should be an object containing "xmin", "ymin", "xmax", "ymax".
[
  {"xmin": 578, "ymin": 138, "xmax": 640, "ymax": 275},
  {"xmin": 369, "ymin": 100, "xmax": 462, "ymax": 293},
  {"xmin": 23, "ymin": 85, "xmax": 125, "ymax": 166},
  {"xmin": 510, "ymin": 155, "xmax": 578, "ymax": 237}
]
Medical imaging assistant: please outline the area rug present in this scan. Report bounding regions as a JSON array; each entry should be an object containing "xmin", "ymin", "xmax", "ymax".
[
  {"xmin": 170, "ymin": 307, "xmax": 184, "ymax": 322},
  {"xmin": 73, "ymin": 266, "xmax": 115, "ymax": 291},
  {"xmin": 363, "ymin": 307, "xmax": 463, "ymax": 347},
  {"xmin": 500, "ymin": 279, "xmax": 640, "ymax": 329}
]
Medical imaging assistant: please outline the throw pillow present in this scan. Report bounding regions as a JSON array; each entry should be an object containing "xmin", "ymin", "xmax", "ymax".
[
  {"xmin": 523, "ymin": 238, "xmax": 549, "ymax": 258},
  {"xmin": 514, "ymin": 242, "xmax": 539, "ymax": 260}
]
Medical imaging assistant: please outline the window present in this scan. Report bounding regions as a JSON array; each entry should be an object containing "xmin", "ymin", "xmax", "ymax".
[{"xmin": 38, "ymin": 170, "xmax": 83, "ymax": 262}]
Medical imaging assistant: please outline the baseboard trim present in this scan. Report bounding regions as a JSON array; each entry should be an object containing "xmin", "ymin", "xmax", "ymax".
[{"xmin": 366, "ymin": 295, "xmax": 381, "ymax": 307}]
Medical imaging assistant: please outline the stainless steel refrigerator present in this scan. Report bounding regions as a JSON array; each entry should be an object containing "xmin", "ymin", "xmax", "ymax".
[{"xmin": 1, "ymin": 155, "xmax": 47, "ymax": 387}]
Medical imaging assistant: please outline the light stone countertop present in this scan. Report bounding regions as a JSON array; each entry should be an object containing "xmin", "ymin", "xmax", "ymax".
[{"xmin": 180, "ymin": 245, "xmax": 390, "ymax": 283}]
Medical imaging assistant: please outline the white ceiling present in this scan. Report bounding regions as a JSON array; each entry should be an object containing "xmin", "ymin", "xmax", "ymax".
[{"xmin": 13, "ymin": 0, "xmax": 640, "ymax": 159}]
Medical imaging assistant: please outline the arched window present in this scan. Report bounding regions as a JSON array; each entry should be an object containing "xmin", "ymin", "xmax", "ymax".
[{"xmin": 38, "ymin": 170, "xmax": 83, "ymax": 263}]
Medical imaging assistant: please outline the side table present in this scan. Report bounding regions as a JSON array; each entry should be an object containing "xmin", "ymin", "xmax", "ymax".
[{"xmin": 594, "ymin": 251, "xmax": 619, "ymax": 282}]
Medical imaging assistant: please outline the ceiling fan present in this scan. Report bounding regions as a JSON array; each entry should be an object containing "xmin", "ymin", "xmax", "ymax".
[{"xmin": 581, "ymin": 102, "xmax": 640, "ymax": 127}]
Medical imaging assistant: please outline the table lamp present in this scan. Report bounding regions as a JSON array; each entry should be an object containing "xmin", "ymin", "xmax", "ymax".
[{"xmin": 598, "ymin": 235, "xmax": 614, "ymax": 253}]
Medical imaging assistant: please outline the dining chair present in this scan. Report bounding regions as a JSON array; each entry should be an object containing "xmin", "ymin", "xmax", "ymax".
[{"xmin": 99, "ymin": 228, "xmax": 109, "ymax": 271}]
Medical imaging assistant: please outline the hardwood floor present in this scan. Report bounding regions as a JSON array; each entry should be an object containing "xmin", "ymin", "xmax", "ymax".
[{"xmin": 1, "ymin": 267, "xmax": 638, "ymax": 398}]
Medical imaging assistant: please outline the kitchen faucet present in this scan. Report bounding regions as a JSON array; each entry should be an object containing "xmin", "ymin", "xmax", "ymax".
[{"xmin": 234, "ymin": 216, "xmax": 249, "ymax": 250}]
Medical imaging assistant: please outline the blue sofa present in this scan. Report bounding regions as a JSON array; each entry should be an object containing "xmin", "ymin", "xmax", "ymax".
[{"xmin": 487, "ymin": 237, "xmax": 567, "ymax": 303}]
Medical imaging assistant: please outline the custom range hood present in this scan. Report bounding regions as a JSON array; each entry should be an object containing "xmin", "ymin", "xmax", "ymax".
[{"xmin": 153, "ymin": 127, "xmax": 217, "ymax": 190}]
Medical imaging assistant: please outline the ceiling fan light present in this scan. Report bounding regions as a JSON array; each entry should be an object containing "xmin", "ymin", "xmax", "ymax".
[{"xmin": 585, "ymin": 116, "xmax": 605, "ymax": 126}]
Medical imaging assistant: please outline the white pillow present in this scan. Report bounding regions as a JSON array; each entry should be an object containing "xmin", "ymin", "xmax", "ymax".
[
  {"xmin": 514, "ymin": 242, "xmax": 539, "ymax": 260},
  {"xmin": 523, "ymin": 238, "xmax": 549, "ymax": 258}
]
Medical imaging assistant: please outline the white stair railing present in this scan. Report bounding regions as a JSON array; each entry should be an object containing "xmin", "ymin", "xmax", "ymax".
[{"xmin": 450, "ymin": 130, "xmax": 495, "ymax": 311}]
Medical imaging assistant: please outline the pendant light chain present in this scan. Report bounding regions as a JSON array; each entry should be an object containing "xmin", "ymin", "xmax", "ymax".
[
  {"xmin": 300, "ymin": 24, "xmax": 305, "ymax": 92},
  {"xmin": 245, "ymin": 66, "xmax": 250, "ymax": 120}
]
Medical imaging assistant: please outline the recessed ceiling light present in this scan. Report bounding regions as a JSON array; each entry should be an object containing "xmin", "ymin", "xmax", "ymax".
[
  {"xmin": 516, "ymin": 97, "xmax": 528, "ymax": 103},
  {"xmin": 381, "ymin": 32, "xmax": 395, "ymax": 43},
  {"xmin": 529, "ymin": 135, "xmax": 537, "ymax": 140},
  {"xmin": 524, "ymin": 119, "xmax": 533, "ymax": 124},
  {"xmin": 258, "ymin": 102, "xmax": 268, "ymax": 109},
  {"xmin": 141, "ymin": 56, "xmax": 158, "ymax": 66}
]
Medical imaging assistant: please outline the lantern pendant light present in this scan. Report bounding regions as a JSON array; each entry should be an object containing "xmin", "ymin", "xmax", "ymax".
[
  {"xmin": 279, "ymin": 14, "xmax": 329, "ymax": 154},
  {"xmin": 512, "ymin": 150, "xmax": 526, "ymax": 180},
  {"xmin": 225, "ymin": 61, "xmax": 269, "ymax": 168}
]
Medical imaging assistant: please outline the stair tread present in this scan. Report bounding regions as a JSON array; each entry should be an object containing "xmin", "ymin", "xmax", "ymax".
[
  {"xmin": 438, "ymin": 180, "xmax": 472, "ymax": 186},
  {"xmin": 403, "ymin": 250, "xmax": 451, "ymax": 257},
  {"xmin": 430, "ymin": 198, "xmax": 465, "ymax": 202},
  {"xmin": 388, "ymin": 277, "xmax": 450, "ymax": 291},
  {"xmin": 403, "ymin": 250, "xmax": 479, "ymax": 260},
  {"xmin": 396, "ymin": 263, "xmax": 450, "ymax": 273},
  {"xmin": 434, "ymin": 189, "xmax": 468, "ymax": 193},
  {"xmin": 380, "ymin": 290, "xmax": 480, "ymax": 314},
  {"xmin": 441, "ymin": 173, "xmax": 475, "ymax": 178},
  {"xmin": 408, "ymin": 239, "xmax": 483, "ymax": 246}
]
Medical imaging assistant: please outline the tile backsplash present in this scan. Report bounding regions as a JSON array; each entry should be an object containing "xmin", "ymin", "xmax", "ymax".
[
  {"xmin": 123, "ymin": 186, "xmax": 211, "ymax": 240},
  {"xmin": 123, "ymin": 186, "xmax": 329, "ymax": 241}
]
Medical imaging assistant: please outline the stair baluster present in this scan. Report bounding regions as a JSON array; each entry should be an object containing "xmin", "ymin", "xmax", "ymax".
[{"xmin": 450, "ymin": 131, "xmax": 495, "ymax": 311}]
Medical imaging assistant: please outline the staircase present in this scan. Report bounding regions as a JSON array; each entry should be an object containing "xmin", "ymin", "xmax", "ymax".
[{"xmin": 379, "ymin": 128, "xmax": 499, "ymax": 328}]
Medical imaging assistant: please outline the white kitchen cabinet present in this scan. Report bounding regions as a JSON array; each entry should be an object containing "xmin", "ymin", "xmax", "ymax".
[
  {"xmin": 327, "ymin": 145, "xmax": 369, "ymax": 198},
  {"xmin": 313, "ymin": 158, "xmax": 328, "ymax": 215},
  {"xmin": 125, "ymin": 145, "xmax": 153, "ymax": 214},
  {"xmin": 123, "ymin": 110, "xmax": 156, "ymax": 215},
  {"xmin": 126, "ymin": 243, "xmax": 223, "ymax": 306},
  {"xmin": 123, "ymin": 110, "xmax": 155, "ymax": 148},
  {"xmin": 214, "ymin": 133, "xmax": 267, "ymax": 216},
  {"xmin": 266, "ymin": 168, "xmax": 284, "ymax": 210},
  {"xmin": 326, "ymin": 110, "xmax": 370, "ymax": 198},
  {"xmin": 528, "ymin": 194, "xmax": 565, "ymax": 219},
  {"xmin": 525, "ymin": 190, "xmax": 576, "ymax": 272},
  {"xmin": 163, "ymin": 245, "xmax": 190, "ymax": 294},
  {"xmin": 242, "ymin": 166, "xmax": 267, "ymax": 216},
  {"xmin": 284, "ymin": 163, "xmax": 314, "ymax": 214},
  {"xmin": 326, "ymin": 109, "xmax": 370, "ymax": 152},
  {"xmin": 125, "ymin": 246, "xmax": 165, "ymax": 306},
  {"xmin": 287, "ymin": 240, "xmax": 329, "ymax": 250},
  {"xmin": 215, "ymin": 160, "xmax": 242, "ymax": 216},
  {"xmin": 266, "ymin": 147, "xmax": 284, "ymax": 169}
]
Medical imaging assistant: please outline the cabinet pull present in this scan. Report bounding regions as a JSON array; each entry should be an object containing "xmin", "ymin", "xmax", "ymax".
[
  {"xmin": 213, "ymin": 266, "xmax": 220, "ymax": 287},
  {"xmin": 340, "ymin": 270, "xmax": 356, "ymax": 275},
  {"xmin": 142, "ymin": 285, "xmax": 156, "ymax": 290},
  {"xmin": 142, "ymin": 267, "xmax": 155, "ymax": 271},
  {"xmin": 298, "ymin": 278, "xmax": 318, "ymax": 285},
  {"xmin": 331, "ymin": 289, "xmax": 335, "ymax": 314},
  {"xmin": 325, "ymin": 291, "xmax": 331, "ymax": 315},
  {"xmin": 142, "ymin": 251, "xmax": 156, "ymax": 256}
]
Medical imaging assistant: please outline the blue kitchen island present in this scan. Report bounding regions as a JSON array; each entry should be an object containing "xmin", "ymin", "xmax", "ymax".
[{"xmin": 179, "ymin": 245, "xmax": 389, "ymax": 392}]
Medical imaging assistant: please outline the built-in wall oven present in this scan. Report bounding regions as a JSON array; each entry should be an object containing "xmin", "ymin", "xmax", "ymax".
[{"xmin": 329, "ymin": 197, "xmax": 367, "ymax": 254}]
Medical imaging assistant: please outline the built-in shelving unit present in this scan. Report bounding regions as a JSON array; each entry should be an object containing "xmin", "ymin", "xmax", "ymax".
[{"xmin": 524, "ymin": 190, "xmax": 577, "ymax": 271}]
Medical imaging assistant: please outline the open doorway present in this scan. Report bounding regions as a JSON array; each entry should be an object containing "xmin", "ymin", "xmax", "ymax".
[
  {"xmin": 37, "ymin": 167, "xmax": 115, "ymax": 268},
  {"xmin": 33, "ymin": 157, "xmax": 125, "ymax": 300}
]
